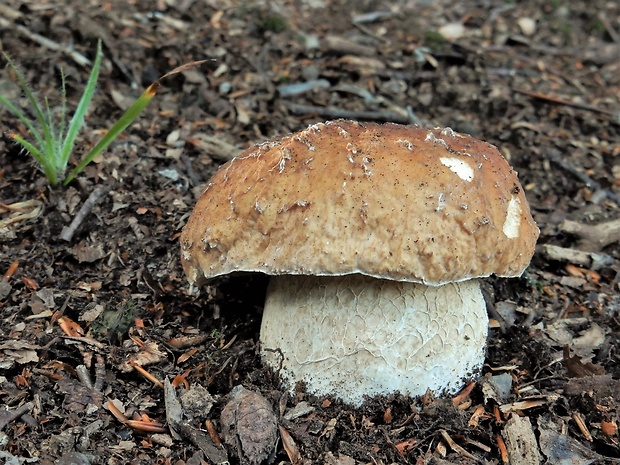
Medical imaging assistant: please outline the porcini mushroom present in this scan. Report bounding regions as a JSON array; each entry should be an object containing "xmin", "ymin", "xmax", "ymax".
[{"xmin": 180, "ymin": 120, "xmax": 538, "ymax": 406}]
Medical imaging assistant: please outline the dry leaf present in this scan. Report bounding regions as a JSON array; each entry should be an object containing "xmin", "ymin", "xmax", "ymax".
[
  {"xmin": 172, "ymin": 370, "xmax": 190, "ymax": 389},
  {"xmin": 395, "ymin": 438, "xmax": 417, "ymax": 454},
  {"xmin": 119, "ymin": 341, "xmax": 166, "ymax": 372},
  {"xmin": 58, "ymin": 316, "xmax": 85, "ymax": 337},
  {"xmin": 563, "ymin": 346, "xmax": 605, "ymax": 378},
  {"xmin": 279, "ymin": 425, "xmax": 302, "ymax": 465},
  {"xmin": 70, "ymin": 241, "xmax": 107, "ymax": 263},
  {"xmin": 0, "ymin": 340, "xmax": 40, "ymax": 365},
  {"xmin": 168, "ymin": 334, "xmax": 209, "ymax": 349},
  {"xmin": 177, "ymin": 347, "xmax": 199, "ymax": 364}
]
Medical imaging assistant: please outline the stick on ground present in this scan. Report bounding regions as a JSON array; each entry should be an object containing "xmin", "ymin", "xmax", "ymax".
[
  {"xmin": 60, "ymin": 185, "xmax": 111, "ymax": 242},
  {"xmin": 560, "ymin": 218, "xmax": 620, "ymax": 251}
]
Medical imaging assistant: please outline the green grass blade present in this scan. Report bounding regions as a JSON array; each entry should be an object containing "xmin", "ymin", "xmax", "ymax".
[
  {"xmin": 60, "ymin": 40, "xmax": 102, "ymax": 169},
  {"xmin": 64, "ymin": 57, "xmax": 210, "ymax": 186},
  {"xmin": 0, "ymin": 94, "xmax": 45, "ymax": 147},
  {"xmin": 64, "ymin": 82, "xmax": 158, "ymax": 185},
  {"xmin": 58, "ymin": 69, "xmax": 68, "ymax": 151},
  {"xmin": 2, "ymin": 52, "xmax": 55, "ymax": 160},
  {"xmin": 43, "ymin": 96, "xmax": 60, "ymax": 162},
  {"xmin": 8, "ymin": 132, "xmax": 58, "ymax": 185}
]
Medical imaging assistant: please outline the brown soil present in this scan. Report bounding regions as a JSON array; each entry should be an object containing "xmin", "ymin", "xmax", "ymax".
[{"xmin": 1, "ymin": 1, "xmax": 619, "ymax": 464}]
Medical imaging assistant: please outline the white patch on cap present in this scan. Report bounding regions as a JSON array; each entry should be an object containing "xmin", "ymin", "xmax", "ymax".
[
  {"xmin": 425, "ymin": 131, "xmax": 449, "ymax": 148},
  {"xmin": 301, "ymin": 122, "xmax": 325, "ymax": 135},
  {"xmin": 396, "ymin": 139, "xmax": 413, "ymax": 150},
  {"xmin": 255, "ymin": 200, "xmax": 266, "ymax": 214},
  {"xmin": 271, "ymin": 147, "xmax": 291, "ymax": 173},
  {"xmin": 294, "ymin": 135, "xmax": 315, "ymax": 151},
  {"xmin": 435, "ymin": 192, "xmax": 446, "ymax": 211},
  {"xmin": 440, "ymin": 127, "xmax": 456, "ymax": 137},
  {"xmin": 439, "ymin": 157, "xmax": 474, "ymax": 182},
  {"xmin": 502, "ymin": 196, "xmax": 522, "ymax": 238},
  {"xmin": 346, "ymin": 142, "xmax": 359, "ymax": 155}
]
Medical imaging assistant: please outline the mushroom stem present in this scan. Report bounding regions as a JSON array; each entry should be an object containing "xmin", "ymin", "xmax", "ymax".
[{"xmin": 260, "ymin": 274, "xmax": 488, "ymax": 406}]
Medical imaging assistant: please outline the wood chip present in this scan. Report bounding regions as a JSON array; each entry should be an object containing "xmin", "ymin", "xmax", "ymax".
[
  {"xmin": 572, "ymin": 412, "xmax": 593, "ymax": 442},
  {"xmin": 499, "ymin": 394, "xmax": 560, "ymax": 414},
  {"xmin": 439, "ymin": 429, "xmax": 480, "ymax": 462},
  {"xmin": 338, "ymin": 55, "xmax": 385, "ymax": 76},
  {"xmin": 502, "ymin": 415, "xmax": 542, "ymax": 464}
]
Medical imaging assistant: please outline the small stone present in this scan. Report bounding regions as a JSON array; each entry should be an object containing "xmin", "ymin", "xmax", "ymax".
[
  {"xmin": 284, "ymin": 401, "xmax": 315, "ymax": 421},
  {"xmin": 517, "ymin": 17, "xmax": 536, "ymax": 36},
  {"xmin": 151, "ymin": 433, "xmax": 174, "ymax": 447},
  {"xmin": 483, "ymin": 373, "xmax": 513, "ymax": 404},
  {"xmin": 438, "ymin": 22, "xmax": 465, "ymax": 40},
  {"xmin": 180, "ymin": 384, "xmax": 215, "ymax": 422}
]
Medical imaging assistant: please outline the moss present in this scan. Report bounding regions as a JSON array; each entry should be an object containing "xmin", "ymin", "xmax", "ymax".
[
  {"xmin": 257, "ymin": 13, "xmax": 288, "ymax": 33},
  {"xmin": 89, "ymin": 300, "xmax": 140, "ymax": 344},
  {"xmin": 424, "ymin": 30, "xmax": 448, "ymax": 52}
]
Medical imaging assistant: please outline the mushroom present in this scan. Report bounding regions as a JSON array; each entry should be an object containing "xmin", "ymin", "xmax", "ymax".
[{"xmin": 180, "ymin": 120, "xmax": 539, "ymax": 406}]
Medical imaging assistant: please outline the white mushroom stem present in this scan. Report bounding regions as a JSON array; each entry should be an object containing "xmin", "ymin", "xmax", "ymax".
[{"xmin": 260, "ymin": 274, "xmax": 488, "ymax": 406}]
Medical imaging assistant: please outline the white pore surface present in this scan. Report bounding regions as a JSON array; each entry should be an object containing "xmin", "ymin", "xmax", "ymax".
[{"xmin": 260, "ymin": 275, "xmax": 488, "ymax": 406}]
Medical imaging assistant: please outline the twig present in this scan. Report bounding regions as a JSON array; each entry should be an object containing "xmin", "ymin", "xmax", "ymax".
[
  {"xmin": 75, "ymin": 356, "xmax": 106, "ymax": 393},
  {"xmin": 186, "ymin": 134, "xmax": 242, "ymax": 162},
  {"xmin": 597, "ymin": 12, "xmax": 619, "ymax": 43},
  {"xmin": 60, "ymin": 185, "xmax": 111, "ymax": 242},
  {"xmin": 0, "ymin": 4, "xmax": 21, "ymax": 20},
  {"xmin": 514, "ymin": 88, "xmax": 617, "ymax": 119},
  {"xmin": 181, "ymin": 155, "xmax": 201, "ymax": 186},
  {"xmin": 0, "ymin": 17, "xmax": 91, "ymax": 67},
  {"xmin": 439, "ymin": 429, "xmax": 481, "ymax": 462},
  {"xmin": 352, "ymin": 10, "xmax": 393, "ymax": 24},
  {"xmin": 94, "ymin": 355, "xmax": 106, "ymax": 392},
  {"xmin": 352, "ymin": 22, "xmax": 390, "ymax": 43},
  {"xmin": 560, "ymin": 218, "xmax": 620, "ymax": 251},
  {"xmin": 546, "ymin": 150, "xmax": 620, "ymax": 206},
  {"xmin": 285, "ymin": 102, "xmax": 411, "ymax": 124},
  {"xmin": 539, "ymin": 244, "xmax": 613, "ymax": 269},
  {"xmin": 0, "ymin": 402, "xmax": 34, "ymax": 431}
]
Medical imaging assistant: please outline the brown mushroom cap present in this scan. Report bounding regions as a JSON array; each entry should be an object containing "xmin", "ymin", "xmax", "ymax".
[{"xmin": 181, "ymin": 120, "xmax": 538, "ymax": 286}]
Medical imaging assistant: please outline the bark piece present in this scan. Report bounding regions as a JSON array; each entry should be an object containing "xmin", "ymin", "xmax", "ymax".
[
  {"xmin": 538, "ymin": 419, "xmax": 602, "ymax": 465},
  {"xmin": 502, "ymin": 415, "xmax": 541, "ymax": 465}
]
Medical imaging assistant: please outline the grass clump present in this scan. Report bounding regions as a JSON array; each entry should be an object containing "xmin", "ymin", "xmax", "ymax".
[{"xmin": 0, "ymin": 40, "xmax": 204, "ymax": 187}]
